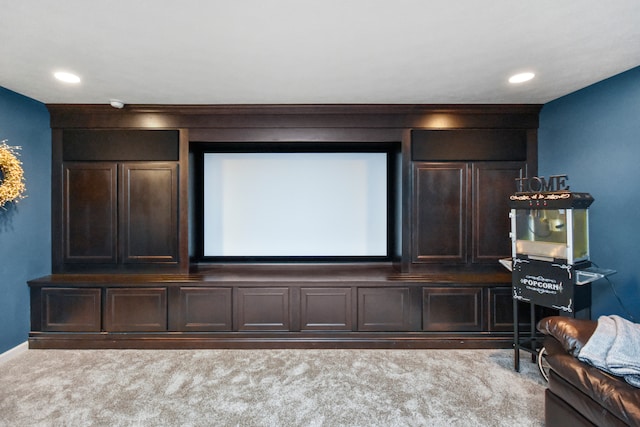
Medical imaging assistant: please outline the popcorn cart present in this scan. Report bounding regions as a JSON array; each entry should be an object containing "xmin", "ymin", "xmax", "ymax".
[{"xmin": 502, "ymin": 189, "xmax": 615, "ymax": 373}]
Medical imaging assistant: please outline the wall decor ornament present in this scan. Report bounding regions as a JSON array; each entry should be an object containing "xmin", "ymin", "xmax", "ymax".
[{"xmin": 0, "ymin": 140, "xmax": 26, "ymax": 208}]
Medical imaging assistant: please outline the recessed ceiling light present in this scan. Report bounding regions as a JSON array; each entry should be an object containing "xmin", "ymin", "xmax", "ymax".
[
  {"xmin": 109, "ymin": 99, "xmax": 125, "ymax": 109},
  {"xmin": 509, "ymin": 72, "xmax": 535, "ymax": 84},
  {"xmin": 54, "ymin": 71, "xmax": 81, "ymax": 84}
]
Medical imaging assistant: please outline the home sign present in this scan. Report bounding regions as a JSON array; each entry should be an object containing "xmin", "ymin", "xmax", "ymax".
[{"xmin": 515, "ymin": 174, "xmax": 570, "ymax": 193}]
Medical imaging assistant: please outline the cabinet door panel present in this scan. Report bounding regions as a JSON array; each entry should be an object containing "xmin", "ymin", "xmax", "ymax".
[
  {"xmin": 489, "ymin": 287, "xmax": 557, "ymax": 333},
  {"xmin": 423, "ymin": 287, "xmax": 483, "ymax": 331},
  {"xmin": 104, "ymin": 288, "xmax": 167, "ymax": 332},
  {"xmin": 358, "ymin": 287, "xmax": 411, "ymax": 331},
  {"xmin": 41, "ymin": 288, "xmax": 101, "ymax": 332},
  {"xmin": 63, "ymin": 163, "xmax": 117, "ymax": 263},
  {"xmin": 488, "ymin": 287, "xmax": 515, "ymax": 332},
  {"xmin": 178, "ymin": 287, "xmax": 232, "ymax": 331},
  {"xmin": 121, "ymin": 163, "xmax": 179, "ymax": 263},
  {"xmin": 472, "ymin": 162, "xmax": 526, "ymax": 263},
  {"xmin": 301, "ymin": 288, "xmax": 352, "ymax": 331},
  {"xmin": 413, "ymin": 163, "xmax": 467, "ymax": 263},
  {"xmin": 236, "ymin": 288, "xmax": 290, "ymax": 331}
]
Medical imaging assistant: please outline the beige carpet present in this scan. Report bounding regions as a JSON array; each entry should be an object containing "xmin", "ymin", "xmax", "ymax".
[{"xmin": 0, "ymin": 349, "xmax": 544, "ymax": 426}]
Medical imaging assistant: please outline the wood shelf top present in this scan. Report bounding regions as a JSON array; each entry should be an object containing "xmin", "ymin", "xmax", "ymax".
[{"xmin": 29, "ymin": 263, "xmax": 511, "ymax": 286}]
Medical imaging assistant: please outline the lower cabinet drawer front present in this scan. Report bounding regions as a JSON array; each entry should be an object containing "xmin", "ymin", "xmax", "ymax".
[
  {"xmin": 237, "ymin": 288, "xmax": 290, "ymax": 331},
  {"xmin": 301, "ymin": 287, "xmax": 353, "ymax": 331},
  {"xmin": 41, "ymin": 287, "xmax": 102, "ymax": 332},
  {"xmin": 423, "ymin": 288, "xmax": 483, "ymax": 331},
  {"xmin": 178, "ymin": 287, "xmax": 232, "ymax": 331},
  {"xmin": 104, "ymin": 288, "xmax": 167, "ymax": 332},
  {"xmin": 358, "ymin": 287, "xmax": 411, "ymax": 331}
]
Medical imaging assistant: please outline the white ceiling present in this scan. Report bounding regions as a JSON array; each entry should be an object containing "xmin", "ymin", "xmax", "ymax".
[{"xmin": 1, "ymin": 0, "xmax": 639, "ymax": 106}]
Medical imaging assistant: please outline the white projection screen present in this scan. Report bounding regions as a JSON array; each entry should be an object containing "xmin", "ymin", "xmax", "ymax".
[{"xmin": 203, "ymin": 152, "xmax": 387, "ymax": 257}]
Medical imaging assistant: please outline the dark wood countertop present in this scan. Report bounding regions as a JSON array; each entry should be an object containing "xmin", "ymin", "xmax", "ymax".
[{"xmin": 28, "ymin": 263, "xmax": 511, "ymax": 286}]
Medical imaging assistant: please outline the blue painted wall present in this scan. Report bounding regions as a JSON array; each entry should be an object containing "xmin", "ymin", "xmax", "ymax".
[
  {"xmin": 539, "ymin": 66, "xmax": 640, "ymax": 321},
  {"xmin": 0, "ymin": 87, "xmax": 51, "ymax": 353}
]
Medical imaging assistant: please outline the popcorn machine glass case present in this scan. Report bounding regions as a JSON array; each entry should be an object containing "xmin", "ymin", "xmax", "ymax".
[{"xmin": 512, "ymin": 204, "xmax": 590, "ymax": 265}]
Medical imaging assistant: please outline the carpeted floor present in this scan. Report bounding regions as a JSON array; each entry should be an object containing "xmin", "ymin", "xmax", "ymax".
[{"xmin": 0, "ymin": 349, "xmax": 545, "ymax": 426}]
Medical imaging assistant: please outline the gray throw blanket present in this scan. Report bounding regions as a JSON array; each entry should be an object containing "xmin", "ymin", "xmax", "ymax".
[{"xmin": 578, "ymin": 315, "xmax": 640, "ymax": 388}]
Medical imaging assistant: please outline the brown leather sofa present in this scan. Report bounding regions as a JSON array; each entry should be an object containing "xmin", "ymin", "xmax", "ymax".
[{"xmin": 537, "ymin": 316, "xmax": 640, "ymax": 427}]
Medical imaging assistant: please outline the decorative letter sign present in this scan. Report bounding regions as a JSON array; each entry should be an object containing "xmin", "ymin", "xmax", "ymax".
[{"xmin": 515, "ymin": 174, "xmax": 570, "ymax": 193}]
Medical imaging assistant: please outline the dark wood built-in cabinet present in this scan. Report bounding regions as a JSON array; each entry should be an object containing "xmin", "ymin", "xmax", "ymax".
[
  {"xmin": 62, "ymin": 162, "xmax": 179, "ymax": 265},
  {"xmin": 28, "ymin": 269, "xmax": 515, "ymax": 348},
  {"xmin": 409, "ymin": 130, "xmax": 528, "ymax": 268},
  {"xmin": 30, "ymin": 104, "xmax": 541, "ymax": 349},
  {"xmin": 54, "ymin": 129, "xmax": 185, "ymax": 272},
  {"xmin": 411, "ymin": 161, "xmax": 526, "ymax": 264}
]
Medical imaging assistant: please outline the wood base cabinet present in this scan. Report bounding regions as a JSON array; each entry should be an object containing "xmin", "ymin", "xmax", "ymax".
[{"xmin": 28, "ymin": 270, "xmax": 517, "ymax": 349}]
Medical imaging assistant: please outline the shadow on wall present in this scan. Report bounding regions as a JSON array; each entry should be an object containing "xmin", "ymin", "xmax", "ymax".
[{"xmin": 0, "ymin": 203, "xmax": 19, "ymax": 232}]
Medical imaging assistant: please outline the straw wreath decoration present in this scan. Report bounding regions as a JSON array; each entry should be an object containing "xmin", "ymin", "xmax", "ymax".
[{"xmin": 0, "ymin": 140, "xmax": 26, "ymax": 208}]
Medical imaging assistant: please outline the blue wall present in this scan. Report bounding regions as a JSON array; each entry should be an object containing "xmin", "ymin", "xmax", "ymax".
[
  {"xmin": 539, "ymin": 66, "xmax": 640, "ymax": 321},
  {"xmin": 0, "ymin": 87, "xmax": 51, "ymax": 353}
]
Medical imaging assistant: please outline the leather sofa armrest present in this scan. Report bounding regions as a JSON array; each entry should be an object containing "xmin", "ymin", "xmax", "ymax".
[{"xmin": 537, "ymin": 316, "xmax": 597, "ymax": 357}]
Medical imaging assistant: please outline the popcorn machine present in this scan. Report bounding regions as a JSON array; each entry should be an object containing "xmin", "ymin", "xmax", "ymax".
[{"xmin": 508, "ymin": 191, "xmax": 598, "ymax": 313}]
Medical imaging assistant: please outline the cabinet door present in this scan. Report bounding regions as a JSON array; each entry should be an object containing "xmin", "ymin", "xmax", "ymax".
[
  {"xmin": 423, "ymin": 287, "xmax": 483, "ymax": 332},
  {"xmin": 488, "ymin": 287, "xmax": 515, "ymax": 332},
  {"xmin": 300, "ymin": 288, "xmax": 353, "ymax": 331},
  {"xmin": 104, "ymin": 288, "xmax": 167, "ymax": 332},
  {"xmin": 120, "ymin": 163, "xmax": 179, "ymax": 264},
  {"xmin": 488, "ymin": 287, "xmax": 557, "ymax": 333},
  {"xmin": 176, "ymin": 287, "xmax": 232, "ymax": 331},
  {"xmin": 41, "ymin": 288, "xmax": 102, "ymax": 332},
  {"xmin": 472, "ymin": 162, "xmax": 526, "ymax": 263},
  {"xmin": 63, "ymin": 163, "xmax": 117, "ymax": 263},
  {"xmin": 358, "ymin": 287, "xmax": 412, "ymax": 331},
  {"xmin": 413, "ymin": 163, "xmax": 468, "ymax": 263},
  {"xmin": 236, "ymin": 288, "xmax": 290, "ymax": 331}
]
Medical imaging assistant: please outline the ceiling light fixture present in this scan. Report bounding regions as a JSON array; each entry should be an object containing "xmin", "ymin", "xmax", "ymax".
[
  {"xmin": 54, "ymin": 71, "xmax": 81, "ymax": 84},
  {"xmin": 509, "ymin": 72, "xmax": 535, "ymax": 84}
]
